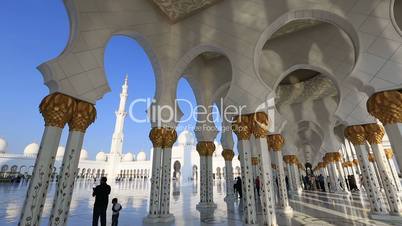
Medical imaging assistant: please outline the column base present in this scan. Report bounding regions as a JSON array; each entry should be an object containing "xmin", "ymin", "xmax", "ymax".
[
  {"xmin": 224, "ymin": 195, "xmax": 235, "ymax": 202},
  {"xmin": 159, "ymin": 214, "xmax": 175, "ymax": 223},
  {"xmin": 335, "ymin": 190, "xmax": 351, "ymax": 196},
  {"xmin": 143, "ymin": 215, "xmax": 160, "ymax": 224},
  {"xmin": 196, "ymin": 202, "xmax": 217, "ymax": 209},
  {"xmin": 369, "ymin": 212, "xmax": 389, "ymax": 220},
  {"xmin": 290, "ymin": 190, "xmax": 302, "ymax": 195},
  {"xmin": 276, "ymin": 206, "xmax": 293, "ymax": 215},
  {"xmin": 390, "ymin": 211, "xmax": 402, "ymax": 217}
]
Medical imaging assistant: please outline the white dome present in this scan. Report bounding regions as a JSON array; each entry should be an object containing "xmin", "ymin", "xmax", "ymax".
[
  {"xmin": 80, "ymin": 149, "xmax": 88, "ymax": 160},
  {"xmin": 178, "ymin": 130, "xmax": 195, "ymax": 145},
  {"xmin": 96, "ymin": 152, "xmax": 107, "ymax": 161},
  {"xmin": 123, "ymin": 152, "xmax": 134, "ymax": 161},
  {"xmin": 56, "ymin": 146, "xmax": 65, "ymax": 158},
  {"xmin": 24, "ymin": 142, "xmax": 39, "ymax": 156},
  {"xmin": 136, "ymin": 151, "xmax": 147, "ymax": 161},
  {"xmin": 0, "ymin": 138, "xmax": 7, "ymax": 153}
]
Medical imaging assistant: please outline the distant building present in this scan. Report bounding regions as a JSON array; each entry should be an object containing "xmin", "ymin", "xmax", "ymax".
[{"xmin": 0, "ymin": 77, "xmax": 241, "ymax": 182}]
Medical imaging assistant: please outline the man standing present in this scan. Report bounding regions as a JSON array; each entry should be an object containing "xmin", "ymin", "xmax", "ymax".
[{"xmin": 92, "ymin": 177, "xmax": 111, "ymax": 226}]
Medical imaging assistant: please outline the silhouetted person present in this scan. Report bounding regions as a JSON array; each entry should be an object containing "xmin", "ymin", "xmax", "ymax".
[
  {"xmin": 92, "ymin": 177, "xmax": 111, "ymax": 226},
  {"xmin": 318, "ymin": 174, "xmax": 325, "ymax": 192},
  {"xmin": 255, "ymin": 176, "xmax": 260, "ymax": 196},
  {"xmin": 111, "ymin": 198, "xmax": 122, "ymax": 226},
  {"xmin": 235, "ymin": 177, "xmax": 243, "ymax": 198}
]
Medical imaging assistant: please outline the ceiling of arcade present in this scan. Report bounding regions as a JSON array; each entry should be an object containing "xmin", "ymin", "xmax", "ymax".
[
  {"xmin": 38, "ymin": 0, "xmax": 402, "ymax": 151},
  {"xmin": 275, "ymin": 70, "xmax": 338, "ymax": 106},
  {"xmin": 151, "ymin": 0, "xmax": 223, "ymax": 23}
]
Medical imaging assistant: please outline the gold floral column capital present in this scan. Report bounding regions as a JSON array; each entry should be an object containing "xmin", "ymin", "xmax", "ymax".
[
  {"xmin": 298, "ymin": 163, "xmax": 303, "ymax": 169},
  {"xmin": 318, "ymin": 162, "xmax": 326, "ymax": 169},
  {"xmin": 363, "ymin": 123, "xmax": 385, "ymax": 144},
  {"xmin": 196, "ymin": 141, "xmax": 215, "ymax": 156},
  {"xmin": 283, "ymin": 155, "xmax": 292, "ymax": 164},
  {"xmin": 222, "ymin": 149, "xmax": 235, "ymax": 161},
  {"xmin": 285, "ymin": 155, "xmax": 298, "ymax": 165},
  {"xmin": 251, "ymin": 112, "xmax": 269, "ymax": 138},
  {"xmin": 353, "ymin": 159, "xmax": 359, "ymax": 165},
  {"xmin": 149, "ymin": 127, "xmax": 164, "ymax": 148},
  {"xmin": 232, "ymin": 114, "xmax": 252, "ymax": 140},
  {"xmin": 251, "ymin": 157, "xmax": 259, "ymax": 165},
  {"xmin": 384, "ymin": 148, "xmax": 394, "ymax": 159},
  {"xmin": 68, "ymin": 101, "xmax": 97, "ymax": 133},
  {"xmin": 267, "ymin": 134, "xmax": 284, "ymax": 151},
  {"xmin": 39, "ymin": 93, "xmax": 76, "ymax": 128},
  {"xmin": 344, "ymin": 125, "xmax": 366, "ymax": 145},
  {"xmin": 367, "ymin": 91, "xmax": 402, "ymax": 125},
  {"xmin": 162, "ymin": 128, "xmax": 177, "ymax": 148}
]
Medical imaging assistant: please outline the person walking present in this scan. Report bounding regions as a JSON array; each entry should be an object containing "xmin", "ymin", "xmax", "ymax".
[
  {"xmin": 235, "ymin": 177, "xmax": 243, "ymax": 198},
  {"xmin": 92, "ymin": 177, "xmax": 111, "ymax": 226},
  {"xmin": 255, "ymin": 176, "xmax": 260, "ymax": 197},
  {"xmin": 111, "ymin": 198, "xmax": 122, "ymax": 226}
]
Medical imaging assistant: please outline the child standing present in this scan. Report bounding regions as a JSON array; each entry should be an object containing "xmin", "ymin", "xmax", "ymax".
[{"xmin": 111, "ymin": 198, "xmax": 122, "ymax": 226}]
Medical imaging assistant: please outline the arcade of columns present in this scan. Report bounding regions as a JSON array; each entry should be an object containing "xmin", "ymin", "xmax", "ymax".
[{"xmin": 17, "ymin": 89, "xmax": 402, "ymax": 225}]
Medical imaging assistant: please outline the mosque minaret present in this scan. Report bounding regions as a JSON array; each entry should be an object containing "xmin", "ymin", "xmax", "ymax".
[
  {"xmin": 108, "ymin": 75, "xmax": 129, "ymax": 178},
  {"xmin": 111, "ymin": 74, "xmax": 128, "ymax": 155}
]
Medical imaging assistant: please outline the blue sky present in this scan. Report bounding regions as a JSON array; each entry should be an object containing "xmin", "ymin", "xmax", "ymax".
[{"xmin": 0, "ymin": 1, "xmax": 207, "ymax": 158}]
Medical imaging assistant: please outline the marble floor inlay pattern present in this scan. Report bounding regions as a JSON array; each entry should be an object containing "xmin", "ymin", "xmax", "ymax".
[{"xmin": 1, "ymin": 180, "xmax": 402, "ymax": 226}]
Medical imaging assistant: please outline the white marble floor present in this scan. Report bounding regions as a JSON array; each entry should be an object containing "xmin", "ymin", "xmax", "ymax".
[{"xmin": 0, "ymin": 180, "xmax": 402, "ymax": 226}]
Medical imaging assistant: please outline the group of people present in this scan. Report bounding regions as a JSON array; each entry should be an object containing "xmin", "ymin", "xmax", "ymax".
[
  {"xmin": 233, "ymin": 176, "xmax": 261, "ymax": 199},
  {"xmin": 92, "ymin": 177, "xmax": 122, "ymax": 226},
  {"xmin": 302, "ymin": 174, "xmax": 359, "ymax": 192}
]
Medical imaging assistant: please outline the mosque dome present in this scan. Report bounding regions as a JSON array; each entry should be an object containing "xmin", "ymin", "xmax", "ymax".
[
  {"xmin": 56, "ymin": 146, "xmax": 65, "ymax": 158},
  {"xmin": 136, "ymin": 151, "xmax": 147, "ymax": 161},
  {"xmin": 96, "ymin": 152, "xmax": 107, "ymax": 161},
  {"xmin": 80, "ymin": 149, "xmax": 88, "ymax": 160},
  {"xmin": 0, "ymin": 138, "xmax": 7, "ymax": 153},
  {"xmin": 123, "ymin": 152, "xmax": 135, "ymax": 161},
  {"xmin": 178, "ymin": 130, "xmax": 195, "ymax": 145},
  {"xmin": 24, "ymin": 143, "xmax": 39, "ymax": 156}
]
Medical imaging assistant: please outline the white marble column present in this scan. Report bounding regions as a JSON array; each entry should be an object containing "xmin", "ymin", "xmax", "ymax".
[
  {"xmin": 144, "ymin": 128, "xmax": 164, "ymax": 223},
  {"xmin": 49, "ymin": 101, "xmax": 96, "ymax": 226},
  {"xmin": 328, "ymin": 162, "xmax": 339, "ymax": 192},
  {"xmin": 222, "ymin": 149, "xmax": 235, "ymax": 208},
  {"xmin": 269, "ymin": 134, "xmax": 293, "ymax": 214},
  {"xmin": 196, "ymin": 141, "xmax": 216, "ymax": 209},
  {"xmin": 365, "ymin": 123, "xmax": 402, "ymax": 215},
  {"xmin": 367, "ymin": 91, "xmax": 402, "ymax": 181},
  {"xmin": 198, "ymin": 154, "xmax": 208, "ymax": 204},
  {"xmin": 294, "ymin": 164, "xmax": 303, "ymax": 193},
  {"xmin": 206, "ymin": 153, "xmax": 215, "ymax": 205},
  {"xmin": 324, "ymin": 153, "xmax": 343, "ymax": 193},
  {"xmin": 159, "ymin": 128, "xmax": 177, "ymax": 222},
  {"xmin": 233, "ymin": 115, "xmax": 257, "ymax": 225},
  {"xmin": 384, "ymin": 123, "xmax": 402, "ymax": 170},
  {"xmin": 252, "ymin": 113, "xmax": 277, "ymax": 226},
  {"xmin": 345, "ymin": 125, "xmax": 388, "ymax": 218},
  {"xmin": 343, "ymin": 141, "xmax": 362, "ymax": 189},
  {"xmin": 334, "ymin": 153, "xmax": 350, "ymax": 194},
  {"xmin": 284, "ymin": 161, "xmax": 294, "ymax": 193},
  {"xmin": 287, "ymin": 157, "xmax": 301, "ymax": 194},
  {"xmin": 19, "ymin": 93, "xmax": 75, "ymax": 226},
  {"xmin": 320, "ymin": 165, "xmax": 330, "ymax": 192},
  {"xmin": 385, "ymin": 149, "xmax": 402, "ymax": 192}
]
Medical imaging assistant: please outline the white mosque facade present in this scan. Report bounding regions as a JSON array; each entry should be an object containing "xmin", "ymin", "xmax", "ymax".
[{"xmin": 0, "ymin": 77, "xmax": 241, "ymax": 182}]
